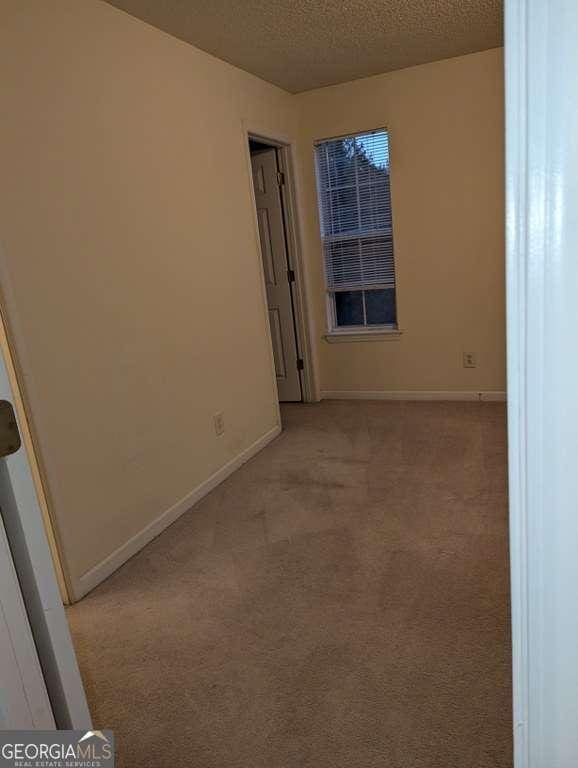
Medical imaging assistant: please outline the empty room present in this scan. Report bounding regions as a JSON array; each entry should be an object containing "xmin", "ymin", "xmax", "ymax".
[{"xmin": 0, "ymin": 1, "xmax": 512, "ymax": 766}]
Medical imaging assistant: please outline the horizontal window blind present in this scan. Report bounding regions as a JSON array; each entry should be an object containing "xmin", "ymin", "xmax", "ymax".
[{"xmin": 314, "ymin": 130, "xmax": 396, "ymax": 294}]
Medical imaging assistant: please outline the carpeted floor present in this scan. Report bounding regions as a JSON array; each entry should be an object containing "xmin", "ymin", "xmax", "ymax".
[{"xmin": 67, "ymin": 401, "xmax": 512, "ymax": 768}]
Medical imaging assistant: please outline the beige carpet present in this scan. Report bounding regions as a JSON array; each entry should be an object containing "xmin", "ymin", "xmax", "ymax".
[{"xmin": 67, "ymin": 401, "xmax": 512, "ymax": 767}]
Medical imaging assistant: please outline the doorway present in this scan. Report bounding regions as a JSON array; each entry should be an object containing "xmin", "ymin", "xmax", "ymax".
[{"xmin": 249, "ymin": 137, "xmax": 304, "ymax": 403}]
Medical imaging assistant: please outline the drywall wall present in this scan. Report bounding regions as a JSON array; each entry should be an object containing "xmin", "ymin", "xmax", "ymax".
[
  {"xmin": 294, "ymin": 48, "xmax": 506, "ymax": 395},
  {"xmin": 0, "ymin": 0, "xmax": 298, "ymax": 597}
]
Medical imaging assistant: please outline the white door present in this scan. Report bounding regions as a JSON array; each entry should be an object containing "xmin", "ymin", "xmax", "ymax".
[
  {"xmin": 0, "ymin": 351, "xmax": 91, "ymax": 730},
  {"xmin": 251, "ymin": 148, "xmax": 302, "ymax": 402},
  {"xmin": 0, "ymin": 511, "xmax": 54, "ymax": 729}
]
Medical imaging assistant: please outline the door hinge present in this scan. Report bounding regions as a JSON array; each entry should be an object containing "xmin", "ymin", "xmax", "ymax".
[
  {"xmin": 276, "ymin": 171, "xmax": 285, "ymax": 187},
  {"xmin": 297, "ymin": 358, "xmax": 304, "ymax": 371},
  {"xmin": 287, "ymin": 268, "xmax": 296, "ymax": 283}
]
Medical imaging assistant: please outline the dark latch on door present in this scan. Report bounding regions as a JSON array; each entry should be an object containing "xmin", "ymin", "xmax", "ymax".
[{"xmin": 0, "ymin": 400, "xmax": 21, "ymax": 457}]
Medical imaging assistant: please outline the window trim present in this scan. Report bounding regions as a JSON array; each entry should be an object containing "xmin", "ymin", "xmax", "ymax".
[
  {"xmin": 324, "ymin": 327, "xmax": 403, "ymax": 344},
  {"xmin": 324, "ymin": 290, "xmax": 402, "ymax": 342},
  {"xmin": 314, "ymin": 127, "xmax": 399, "ymax": 335}
]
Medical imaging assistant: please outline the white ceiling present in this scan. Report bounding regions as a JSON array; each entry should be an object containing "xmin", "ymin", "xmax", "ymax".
[{"xmin": 104, "ymin": 0, "xmax": 503, "ymax": 93}]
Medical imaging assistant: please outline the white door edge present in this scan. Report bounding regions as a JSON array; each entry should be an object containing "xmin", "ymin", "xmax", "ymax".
[
  {"xmin": 505, "ymin": 2, "xmax": 531, "ymax": 765},
  {"xmin": 0, "ymin": 509, "xmax": 54, "ymax": 729},
  {"xmin": 0, "ymin": 348, "xmax": 91, "ymax": 729}
]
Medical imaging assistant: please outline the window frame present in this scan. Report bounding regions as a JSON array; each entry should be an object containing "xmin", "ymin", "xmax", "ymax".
[{"xmin": 314, "ymin": 127, "xmax": 401, "ymax": 341}]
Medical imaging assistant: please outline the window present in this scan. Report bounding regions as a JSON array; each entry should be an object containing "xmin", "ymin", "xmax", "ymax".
[{"xmin": 314, "ymin": 129, "xmax": 397, "ymax": 332}]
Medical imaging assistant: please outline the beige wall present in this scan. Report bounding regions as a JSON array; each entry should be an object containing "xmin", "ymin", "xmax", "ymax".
[
  {"xmin": 0, "ymin": 0, "xmax": 298, "ymax": 596},
  {"xmin": 294, "ymin": 48, "xmax": 505, "ymax": 395}
]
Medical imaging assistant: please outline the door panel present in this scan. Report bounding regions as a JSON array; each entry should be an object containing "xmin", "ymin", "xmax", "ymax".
[
  {"xmin": 0, "ymin": 510, "xmax": 54, "ymax": 729},
  {"xmin": 251, "ymin": 148, "xmax": 302, "ymax": 402},
  {"xmin": 0, "ymin": 349, "xmax": 91, "ymax": 729},
  {"xmin": 257, "ymin": 209, "xmax": 276, "ymax": 286},
  {"xmin": 268, "ymin": 308, "xmax": 287, "ymax": 378}
]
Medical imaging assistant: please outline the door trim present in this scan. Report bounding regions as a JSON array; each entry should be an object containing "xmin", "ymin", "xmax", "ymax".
[
  {"xmin": 243, "ymin": 124, "xmax": 320, "ymax": 403},
  {"xmin": 505, "ymin": 2, "xmax": 534, "ymax": 765},
  {"xmin": 506, "ymin": 1, "xmax": 578, "ymax": 765}
]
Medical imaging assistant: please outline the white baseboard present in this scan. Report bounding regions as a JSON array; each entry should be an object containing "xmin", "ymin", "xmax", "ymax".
[
  {"xmin": 321, "ymin": 390, "xmax": 507, "ymax": 402},
  {"xmin": 74, "ymin": 424, "xmax": 282, "ymax": 601}
]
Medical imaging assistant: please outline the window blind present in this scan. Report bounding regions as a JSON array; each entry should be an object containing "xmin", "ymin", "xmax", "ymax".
[{"xmin": 314, "ymin": 130, "xmax": 396, "ymax": 294}]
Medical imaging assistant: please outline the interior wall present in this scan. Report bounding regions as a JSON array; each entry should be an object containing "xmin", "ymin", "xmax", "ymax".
[
  {"xmin": 294, "ymin": 48, "xmax": 506, "ymax": 396},
  {"xmin": 0, "ymin": 0, "xmax": 298, "ymax": 597}
]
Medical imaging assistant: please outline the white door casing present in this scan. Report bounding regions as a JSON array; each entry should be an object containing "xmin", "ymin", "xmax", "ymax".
[
  {"xmin": 251, "ymin": 148, "xmax": 302, "ymax": 402},
  {"xmin": 506, "ymin": 1, "xmax": 578, "ymax": 766}
]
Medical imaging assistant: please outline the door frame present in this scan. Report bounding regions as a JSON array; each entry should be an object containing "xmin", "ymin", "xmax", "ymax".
[
  {"xmin": 243, "ymin": 125, "xmax": 319, "ymax": 403},
  {"xmin": 506, "ymin": 1, "xmax": 578, "ymax": 766}
]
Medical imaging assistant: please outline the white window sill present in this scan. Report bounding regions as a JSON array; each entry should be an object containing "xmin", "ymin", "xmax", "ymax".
[{"xmin": 324, "ymin": 328, "xmax": 403, "ymax": 344}]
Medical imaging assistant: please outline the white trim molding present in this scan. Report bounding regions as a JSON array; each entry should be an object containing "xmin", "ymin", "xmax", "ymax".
[
  {"xmin": 505, "ymin": 3, "xmax": 531, "ymax": 766},
  {"xmin": 506, "ymin": 1, "xmax": 578, "ymax": 766},
  {"xmin": 321, "ymin": 390, "xmax": 506, "ymax": 402},
  {"xmin": 76, "ymin": 425, "xmax": 281, "ymax": 600},
  {"xmin": 324, "ymin": 329, "xmax": 402, "ymax": 343}
]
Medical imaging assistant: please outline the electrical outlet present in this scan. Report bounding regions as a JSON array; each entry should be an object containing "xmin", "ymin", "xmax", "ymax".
[
  {"xmin": 463, "ymin": 352, "xmax": 477, "ymax": 369},
  {"xmin": 213, "ymin": 412, "xmax": 225, "ymax": 436}
]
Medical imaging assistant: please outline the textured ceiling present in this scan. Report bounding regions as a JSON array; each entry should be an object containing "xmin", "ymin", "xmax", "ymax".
[{"xmin": 104, "ymin": 0, "xmax": 503, "ymax": 93}]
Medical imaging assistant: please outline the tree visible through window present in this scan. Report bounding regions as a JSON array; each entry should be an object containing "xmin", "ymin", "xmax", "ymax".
[{"xmin": 314, "ymin": 129, "xmax": 397, "ymax": 329}]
